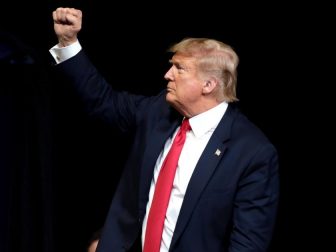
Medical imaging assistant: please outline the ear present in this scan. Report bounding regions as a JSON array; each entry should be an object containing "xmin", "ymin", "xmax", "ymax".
[{"xmin": 202, "ymin": 77, "xmax": 218, "ymax": 94}]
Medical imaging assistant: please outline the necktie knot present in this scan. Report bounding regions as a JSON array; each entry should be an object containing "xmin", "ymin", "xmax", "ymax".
[
  {"xmin": 175, "ymin": 119, "xmax": 190, "ymax": 145},
  {"xmin": 181, "ymin": 119, "xmax": 191, "ymax": 133}
]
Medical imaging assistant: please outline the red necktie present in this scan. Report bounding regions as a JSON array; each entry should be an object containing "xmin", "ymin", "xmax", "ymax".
[{"xmin": 143, "ymin": 119, "xmax": 191, "ymax": 252}]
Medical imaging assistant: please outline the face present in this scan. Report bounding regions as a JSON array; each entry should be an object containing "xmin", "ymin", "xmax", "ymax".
[{"xmin": 164, "ymin": 54, "xmax": 204, "ymax": 116}]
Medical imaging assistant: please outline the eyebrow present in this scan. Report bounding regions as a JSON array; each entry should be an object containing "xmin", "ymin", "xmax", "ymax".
[{"xmin": 169, "ymin": 59, "xmax": 183, "ymax": 68}]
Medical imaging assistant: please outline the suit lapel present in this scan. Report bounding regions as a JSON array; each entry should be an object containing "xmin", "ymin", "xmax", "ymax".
[
  {"xmin": 138, "ymin": 108, "xmax": 182, "ymax": 213},
  {"xmin": 170, "ymin": 105, "xmax": 236, "ymax": 248}
]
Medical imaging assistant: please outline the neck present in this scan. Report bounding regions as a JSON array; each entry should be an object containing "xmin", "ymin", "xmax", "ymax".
[{"xmin": 179, "ymin": 99, "xmax": 222, "ymax": 118}]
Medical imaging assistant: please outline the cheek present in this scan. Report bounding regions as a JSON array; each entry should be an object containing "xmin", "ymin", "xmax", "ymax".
[{"xmin": 183, "ymin": 81, "xmax": 202, "ymax": 95}]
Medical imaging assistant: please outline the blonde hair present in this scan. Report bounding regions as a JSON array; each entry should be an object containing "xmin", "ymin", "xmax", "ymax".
[{"xmin": 168, "ymin": 38, "xmax": 239, "ymax": 102}]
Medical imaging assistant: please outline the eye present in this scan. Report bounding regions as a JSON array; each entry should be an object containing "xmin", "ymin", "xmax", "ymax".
[
  {"xmin": 169, "ymin": 59, "xmax": 186, "ymax": 73},
  {"xmin": 175, "ymin": 63, "xmax": 185, "ymax": 72}
]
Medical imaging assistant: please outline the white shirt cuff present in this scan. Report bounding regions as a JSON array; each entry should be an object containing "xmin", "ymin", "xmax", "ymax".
[{"xmin": 49, "ymin": 40, "xmax": 82, "ymax": 64}]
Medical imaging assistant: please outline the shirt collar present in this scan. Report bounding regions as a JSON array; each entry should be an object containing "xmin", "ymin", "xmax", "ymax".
[{"xmin": 188, "ymin": 102, "xmax": 228, "ymax": 138}]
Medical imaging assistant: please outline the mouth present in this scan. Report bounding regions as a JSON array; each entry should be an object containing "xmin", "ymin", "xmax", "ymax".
[{"xmin": 167, "ymin": 85, "xmax": 175, "ymax": 91}]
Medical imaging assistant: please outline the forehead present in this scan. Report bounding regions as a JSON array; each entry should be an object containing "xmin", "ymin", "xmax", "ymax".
[{"xmin": 171, "ymin": 53, "xmax": 196, "ymax": 66}]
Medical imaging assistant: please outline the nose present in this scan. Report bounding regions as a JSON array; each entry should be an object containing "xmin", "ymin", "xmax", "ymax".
[{"xmin": 164, "ymin": 66, "xmax": 173, "ymax": 81}]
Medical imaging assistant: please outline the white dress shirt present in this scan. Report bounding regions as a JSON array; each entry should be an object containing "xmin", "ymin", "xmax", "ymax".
[{"xmin": 142, "ymin": 102, "xmax": 227, "ymax": 251}]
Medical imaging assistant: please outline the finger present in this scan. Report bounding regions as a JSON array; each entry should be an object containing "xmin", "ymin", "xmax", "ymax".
[
  {"xmin": 68, "ymin": 8, "xmax": 82, "ymax": 19},
  {"xmin": 64, "ymin": 8, "xmax": 82, "ymax": 24},
  {"xmin": 52, "ymin": 7, "xmax": 81, "ymax": 25},
  {"xmin": 53, "ymin": 7, "xmax": 66, "ymax": 23}
]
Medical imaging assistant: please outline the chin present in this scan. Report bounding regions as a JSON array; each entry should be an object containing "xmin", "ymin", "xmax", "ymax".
[
  {"xmin": 166, "ymin": 93, "xmax": 173, "ymax": 103},
  {"xmin": 166, "ymin": 96, "xmax": 183, "ymax": 113},
  {"xmin": 166, "ymin": 95, "xmax": 176, "ymax": 107}
]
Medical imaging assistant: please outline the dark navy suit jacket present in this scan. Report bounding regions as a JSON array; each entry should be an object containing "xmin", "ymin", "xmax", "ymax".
[{"xmin": 54, "ymin": 50, "xmax": 279, "ymax": 252}]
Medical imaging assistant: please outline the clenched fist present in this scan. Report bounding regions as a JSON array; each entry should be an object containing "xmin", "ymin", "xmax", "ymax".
[{"xmin": 52, "ymin": 7, "xmax": 82, "ymax": 47}]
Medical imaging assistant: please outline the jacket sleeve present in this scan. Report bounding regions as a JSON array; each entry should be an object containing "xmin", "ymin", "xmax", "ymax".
[
  {"xmin": 53, "ymin": 50, "xmax": 154, "ymax": 132},
  {"xmin": 229, "ymin": 143, "xmax": 279, "ymax": 252}
]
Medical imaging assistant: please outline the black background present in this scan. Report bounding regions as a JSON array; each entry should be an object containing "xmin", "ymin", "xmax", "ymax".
[{"xmin": 0, "ymin": 1, "xmax": 331, "ymax": 251}]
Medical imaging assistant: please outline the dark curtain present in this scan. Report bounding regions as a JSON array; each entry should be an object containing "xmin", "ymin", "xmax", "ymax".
[
  {"xmin": 0, "ymin": 31, "xmax": 124, "ymax": 252},
  {"xmin": 0, "ymin": 32, "xmax": 54, "ymax": 252}
]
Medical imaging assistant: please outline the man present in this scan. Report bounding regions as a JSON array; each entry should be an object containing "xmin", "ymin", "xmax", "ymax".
[{"xmin": 50, "ymin": 7, "xmax": 279, "ymax": 252}]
